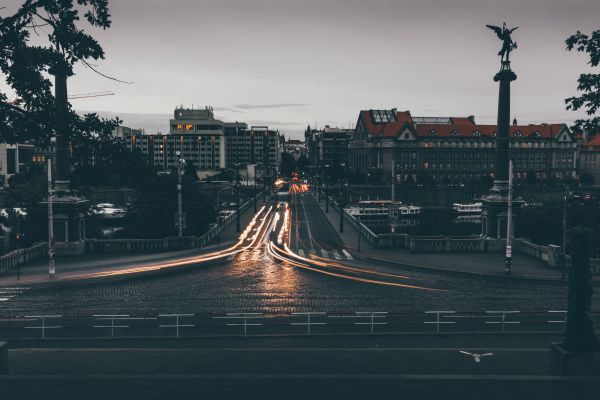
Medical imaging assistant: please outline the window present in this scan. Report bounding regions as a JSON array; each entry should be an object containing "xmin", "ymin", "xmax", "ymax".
[
  {"xmin": 428, "ymin": 129, "xmax": 437, "ymax": 137},
  {"xmin": 451, "ymin": 129, "xmax": 460, "ymax": 136}
]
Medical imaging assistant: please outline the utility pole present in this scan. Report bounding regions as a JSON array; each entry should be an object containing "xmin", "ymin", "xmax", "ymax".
[
  {"xmin": 505, "ymin": 160, "xmax": 513, "ymax": 275},
  {"xmin": 391, "ymin": 150, "xmax": 396, "ymax": 202},
  {"xmin": 176, "ymin": 151, "xmax": 185, "ymax": 238},
  {"xmin": 47, "ymin": 158, "xmax": 55, "ymax": 278},
  {"xmin": 253, "ymin": 175, "xmax": 257, "ymax": 213},
  {"xmin": 236, "ymin": 163, "xmax": 241, "ymax": 233},
  {"xmin": 339, "ymin": 177, "xmax": 345, "ymax": 233},
  {"xmin": 561, "ymin": 184, "xmax": 569, "ymax": 279}
]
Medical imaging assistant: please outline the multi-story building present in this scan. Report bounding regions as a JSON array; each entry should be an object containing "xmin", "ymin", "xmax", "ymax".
[
  {"xmin": 305, "ymin": 125, "xmax": 353, "ymax": 167},
  {"xmin": 348, "ymin": 109, "xmax": 576, "ymax": 185},
  {"xmin": 0, "ymin": 143, "xmax": 34, "ymax": 186},
  {"xmin": 125, "ymin": 107, "xmax": 280, "ymax": 177},
  {"xmin": 284, "ymin": 139, "xmax": 306, "ymax": 160},
  {"xmin": 579, "ymin": 135, "xmax": 600, "ymax": 184},
  {"xmin": 225, "ymin": 125, "xmax": 280, "ymax": 170}
]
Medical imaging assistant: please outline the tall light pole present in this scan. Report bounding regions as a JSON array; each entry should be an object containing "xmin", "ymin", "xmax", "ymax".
[
  {"xmin": 561, "ymin": 184, "xmax": 569, "ymax": 279},
  {"xmin": 505, "ymin": 159, "xmax": 513, "ymax": 275},
  {"xmin": 235, "ymin": 163, "xmax": 241, "ymax": 233},
  {"xmin": 47, "ymin": 158, "xmax": 55, "ymax": 278},
  {"xmin": 176, "ymin": 151, "xmax": 186, "ymax": 238},
  {"xmin": 339, "ymin": 163, "xmax": 346, "ymax": 233}
]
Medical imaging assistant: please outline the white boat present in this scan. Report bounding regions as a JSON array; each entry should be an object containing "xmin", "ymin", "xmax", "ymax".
[
  {"xmin": 346, "ymin": 201, "xmax": 421, "ymax": 219},
  {"xmin": 399, "ymin": 205, "xmax": 421, "ymax": 216},
  {"xmin": 452, "ymin": 202, "xmax": 482, "ymax": 214}
]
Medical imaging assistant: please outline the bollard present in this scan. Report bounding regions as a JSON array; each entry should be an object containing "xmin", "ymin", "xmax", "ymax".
[{"xmin": 0, "ymin": 341, "xmax": 8, "ymax": 374}]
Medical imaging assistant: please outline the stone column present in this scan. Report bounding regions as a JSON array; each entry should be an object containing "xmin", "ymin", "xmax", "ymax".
[{"xmin": 481, "ymin": 61, "xmax": 523, "ymax": 239}]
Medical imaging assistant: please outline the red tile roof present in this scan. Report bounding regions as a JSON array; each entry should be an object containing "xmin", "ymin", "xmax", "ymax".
[
  {"xmin": 415, "ymin": 123, "xmax": 565, "ymax": 139},
  {"xmin": 360, "ymin": 110, "xmax": 413, "ymax": 137},
  {"xmin": 583, "ymin": 135, "xmax": 600, "ymax": 150},
  {"xmin": 360, "ymin": 109, "xmax": 567, "ymax": 140}
]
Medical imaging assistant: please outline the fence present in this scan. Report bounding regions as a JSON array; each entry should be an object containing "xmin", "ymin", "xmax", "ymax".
[
  {"xmin": 86, "ymin": 190, "xmax": 265, "ymax": 254},
  {"xmin": 0, "ymin": 191, "xmax": 266, "ymax": 272},
  {"xmin": 0, "ymin": 242, "xmax": 48, "ymax": 274},
  {"xmin": 0, "ymin": 309, "xmax": 598, "ymax": 340}
]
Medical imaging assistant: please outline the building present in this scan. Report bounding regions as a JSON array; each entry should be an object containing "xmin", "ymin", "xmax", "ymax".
[
  {"xmin": 284, "ymin": 139, "xmax": 306, "ymax": 160},
  {"xmin": 579, "ymin": 135, "xmax": 600, "ymax": 184},
  {"xmin": 225, "ymin": 125, "xmax": 280, "ymax": 170},
  {"xmin": 348, "ymin": 109, "xmax": 576, "ymax": 185},
  {"xmin": 0, "ymin": 143, "xmax": 33, "ymax": 186},
  {"xmin": 305, "ymin": 125, "xmax": 353, "ymax": 167},
  {"xmin": 125, "ymin": 107, "xmax": 280, "ymax": 178}
]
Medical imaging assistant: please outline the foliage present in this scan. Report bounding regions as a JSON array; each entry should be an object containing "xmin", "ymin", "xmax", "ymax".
[
  {"xmin": 0, "ymin": 1, "xmax": 118, "ymax": 147},
  {"xmin": 71, "ymin": 138, "xmax": 156, "ymax": 190},
  {"xmin": 563, "ymin": 226, "xmax": 598, "ymax": 354},
  {"xmin": 565, "ymin": 30, "xmax": 600, "ymax": 135},
  {"xmin": 579, "ymin": 172, "xmax": 595, "ymax": 185},
  {"xmin": 280, "ymin": 151, "xmax": 295, "ymax": 177}
]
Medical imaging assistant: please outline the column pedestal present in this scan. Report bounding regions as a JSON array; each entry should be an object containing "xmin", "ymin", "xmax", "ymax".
[{"xmin": 40, "ymin": 192, "xmax": 89, "ymax": 256}]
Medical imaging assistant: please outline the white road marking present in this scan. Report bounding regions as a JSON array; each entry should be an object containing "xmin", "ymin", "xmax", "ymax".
[
  {"xmin": 342, "ymin": 249, "xmax": 353, "ymax": 260},
  {"xmin": 321, "ymin": 249, "xmax": 329, "ymax": 258},
  {"xmin": 298, "ymin": 249, "xmax": 306, "ymax": 258},
  {"xmin": 332, "ymin": 250, "xmax": 341, "ymax": 260}
]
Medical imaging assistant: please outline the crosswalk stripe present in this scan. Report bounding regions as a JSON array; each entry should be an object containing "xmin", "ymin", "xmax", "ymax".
[
  {"xmin": 342, "ymin": 249, "xmax": 354, "ymax": 260},
  {"xmin": 332, "ymin": 250, "xmax": 341, "ymax": 260},
  {"xmin": 298, "ymin": 249, "xmax": 306, "ymax": 258},
  {"xmin": 321, "ymin": 249, "xmax": 329, "ymax": 258}
]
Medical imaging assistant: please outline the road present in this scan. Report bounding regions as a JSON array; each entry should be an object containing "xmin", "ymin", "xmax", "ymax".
[{"xmin": 0, "ymin": 191, "xmax": 596, "ymax": 317}]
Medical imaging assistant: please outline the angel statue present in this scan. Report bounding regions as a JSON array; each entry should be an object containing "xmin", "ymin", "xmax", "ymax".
[{"xmin": 486, "ymin": 22, "xmax": 518, "ymax": 63}]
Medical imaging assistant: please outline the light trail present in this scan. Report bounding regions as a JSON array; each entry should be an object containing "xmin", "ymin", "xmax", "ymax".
[
  {"xmin": 68, "ymin": 205, "xmax": 274, "ymax": 280},
  {"xmin": 267, "ymin": 241, "xmax": 437, "ymax": 291}
]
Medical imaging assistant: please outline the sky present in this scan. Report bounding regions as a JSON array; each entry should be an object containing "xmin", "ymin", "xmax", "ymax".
[{"xmin": 2, "ymin": 0, "xmax": 600, "ymax": 139}]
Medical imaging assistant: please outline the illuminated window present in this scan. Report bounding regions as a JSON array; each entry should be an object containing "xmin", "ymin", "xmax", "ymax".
[{"xmin": 185, "ymin": 124, "xmax": 193, "ymax": 131}]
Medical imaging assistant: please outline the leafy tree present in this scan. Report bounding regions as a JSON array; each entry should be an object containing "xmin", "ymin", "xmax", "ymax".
[
  {"xmin": 526, "ymin": 170, "xmax": 537, "ymax": 185},
  {"xmin": 280, "ymin": 152, "xmax": 296, "ymax": 177},
  {"xmin": 579, "ymin": 172, "xmax": 595, "ymax": 185},
  {"xmin": 565, "ymin": 30, "xmax": 600, "ymax": 135},
  {"xmin": 296, "ymin": 154, "xmax": 309, "ymax": 173},
  {"xmin": 0, "ymin": 1, "xmax": 119, "ymax": 166},
  {"xmin": 563, "ymin": 226, "xmax": 598, "ymax": 354}
]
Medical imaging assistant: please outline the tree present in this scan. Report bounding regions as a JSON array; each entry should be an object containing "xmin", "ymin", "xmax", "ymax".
[
  {"xmin": 579, "ymin": 172, "xmax": 595, "ymax": 186},
  {"xmin": 1, "ymin": 1, "xmax": 119, "ymax": 157},
  {"xmin": 563, "ymin": 226, "xmax": 598, "ymax": 354},
  {"xmin": 526, "ymin": 170, "xmax": 537, "ymax": 185},
  {"xmin": 565, "ymin": 30, "xmax": 600, "ymax": 135},
  {"xmin": 280, "ymin": 152, "xmax": 296, "ymax": 177}
]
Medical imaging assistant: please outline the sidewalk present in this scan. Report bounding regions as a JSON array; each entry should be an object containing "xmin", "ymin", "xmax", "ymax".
[
  {"xmin": 0, "ymin": 195, "xmax": 269, "ymax": 286},
  {"xmin": 311, "ymin": 191, "xmax": 592, "ymax": 282}
]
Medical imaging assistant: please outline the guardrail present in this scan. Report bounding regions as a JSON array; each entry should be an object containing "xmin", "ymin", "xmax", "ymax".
[
  {"xmin": 0, "ymin": 309, "xmax": 598, "ymax": 340},
  {"xmin": 0, "ymin": 243, "xmax": 48, "ymax": 274},
  {"xmin": 87, "ymin": 190, "xmax": 266, "ymax": 254}
]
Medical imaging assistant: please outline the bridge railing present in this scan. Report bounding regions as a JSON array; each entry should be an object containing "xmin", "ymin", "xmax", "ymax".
[
  {"xmin": 0, "ymin": 242, "xmax": 48, "ymax": 274},
  {"xmin": 0, "ymin": 309, "xmax": 597, "ymax": 340}
]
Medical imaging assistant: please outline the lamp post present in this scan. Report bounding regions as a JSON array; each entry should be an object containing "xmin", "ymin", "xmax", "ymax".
[
  {"xmin": 47, "ymin": 158, "xmax": 55, "ymax": 278},
  {"xmin": 325, "ymin": 164, "xmax": 330, "ymax": 213},
  {"xmin": 561, "ymin": 184, "xmax": 569, "ymax": 279},
  {"xmin": 176, "ymin": 151, "xmax": 186, "ymax": 238},
  {"xmin": 505, "ymin": 159, "xmax": 513, "ymax": 275},
  {"xmin": 235, "ymin": 163, "xmax": 241, "ymax": 233},
  {"xmin": 339, "ymin": 163, "xmax": 346, "ymax": 233}
]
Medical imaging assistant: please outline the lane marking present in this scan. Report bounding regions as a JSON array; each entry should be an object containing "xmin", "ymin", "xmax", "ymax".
[
  {"xmin": 332, "ymin": 250, "xmax": 341, "ymax": 260},
  {"xmin": 321, "ymin": 249, "xmax": 329, "ymax": 258},
  {"xmin": 342, "ymin": 249, "xmax": 353, "ymax": 260}
]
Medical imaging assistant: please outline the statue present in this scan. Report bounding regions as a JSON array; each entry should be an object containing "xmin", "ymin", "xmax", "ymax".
[{"xmin": 486, "ymin": 22, "xmax": 518, "ymax": 63}]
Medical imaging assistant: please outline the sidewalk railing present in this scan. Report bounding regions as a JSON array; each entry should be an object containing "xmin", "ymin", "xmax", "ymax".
[
  {"xmin": 0, "ymin": 309, "xmax": 597, "ymax": 340},
  {"xmin": 0, "ymin": 242, "xmax": 48, "ymax": 274}
]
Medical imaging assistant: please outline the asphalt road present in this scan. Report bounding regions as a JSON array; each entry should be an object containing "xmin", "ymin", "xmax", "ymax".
[{"xmin": 0, "ymin": 193, "xmax": 597, "ymax": 319}]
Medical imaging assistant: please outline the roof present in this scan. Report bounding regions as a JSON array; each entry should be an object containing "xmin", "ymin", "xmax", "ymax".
[
  {"xmin": 583, "ymin": 135, "xmax": 600, "ymax": 151},
  {"xmin": 360, "ymin": 110, "xmax": 413, "ymax": 137},
  {"xmin": 415, "ymin": 123, "xmax": 565, "ymax": 139}
]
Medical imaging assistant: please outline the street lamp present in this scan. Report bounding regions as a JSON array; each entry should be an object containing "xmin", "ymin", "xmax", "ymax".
[
  {"xmin": 235, "ymin": 162, "xmax": 241, "ymax": 233},
  {"xmin": 339, "ymin": 163, "xmax": 346, "ymax": 233},
  {"xmin": 176, "ymin": 150, "xmax": 186, "ymax": 238}
]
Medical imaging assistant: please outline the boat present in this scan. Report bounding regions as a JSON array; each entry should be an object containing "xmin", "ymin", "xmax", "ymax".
[
  {"xmin": 346, "ymin": 200, "xmax": 421, "ymax": 219},
  {"xmin": 452, "ymin": 202, "xmax": 482, "ymax": 214}
]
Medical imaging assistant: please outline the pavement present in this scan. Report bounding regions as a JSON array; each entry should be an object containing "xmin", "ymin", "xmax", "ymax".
[
  {"xmin": 1, "ymin": 334, "xmax": 599, "ymax": 400},
  {"xmin": 312, "ymin": 190, "xmax": 590, "ymax": 282},
  {"xmin": 0, "ymin": 194, "xmax": 268, "ymax": 287}
]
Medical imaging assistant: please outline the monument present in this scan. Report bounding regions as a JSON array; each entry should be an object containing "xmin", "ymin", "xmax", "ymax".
[
  {"xmin": 40, "ymin": 63, "xmax": 89, "ymax": 259},
  {"xmin": 481, "ymin": 23, "xmax": 525, "ymax": 271}
]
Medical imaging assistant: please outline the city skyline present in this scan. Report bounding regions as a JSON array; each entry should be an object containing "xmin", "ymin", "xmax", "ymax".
[{"xmin": 2, "ymin": 0, "xmax": 600, "ymax": 139}]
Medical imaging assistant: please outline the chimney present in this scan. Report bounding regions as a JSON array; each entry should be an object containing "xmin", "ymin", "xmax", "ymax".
[
  {"xmin": 512, "ymin": 118, "xmax": 518, "ymax": 126},
  {"xmin": 468, "ymin": 115, "xmax": 475, "ymax": 124}
]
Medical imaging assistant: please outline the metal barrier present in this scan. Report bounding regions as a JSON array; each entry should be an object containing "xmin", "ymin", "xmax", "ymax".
[{"xmin": 0, "ymin": 309, "xmax": 596, "ymax": 340}]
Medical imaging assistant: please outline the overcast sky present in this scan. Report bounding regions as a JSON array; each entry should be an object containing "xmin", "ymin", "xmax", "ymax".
[{"xmin": 2, "ymin": 0, "xmax": 600, "ymax": 139}]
